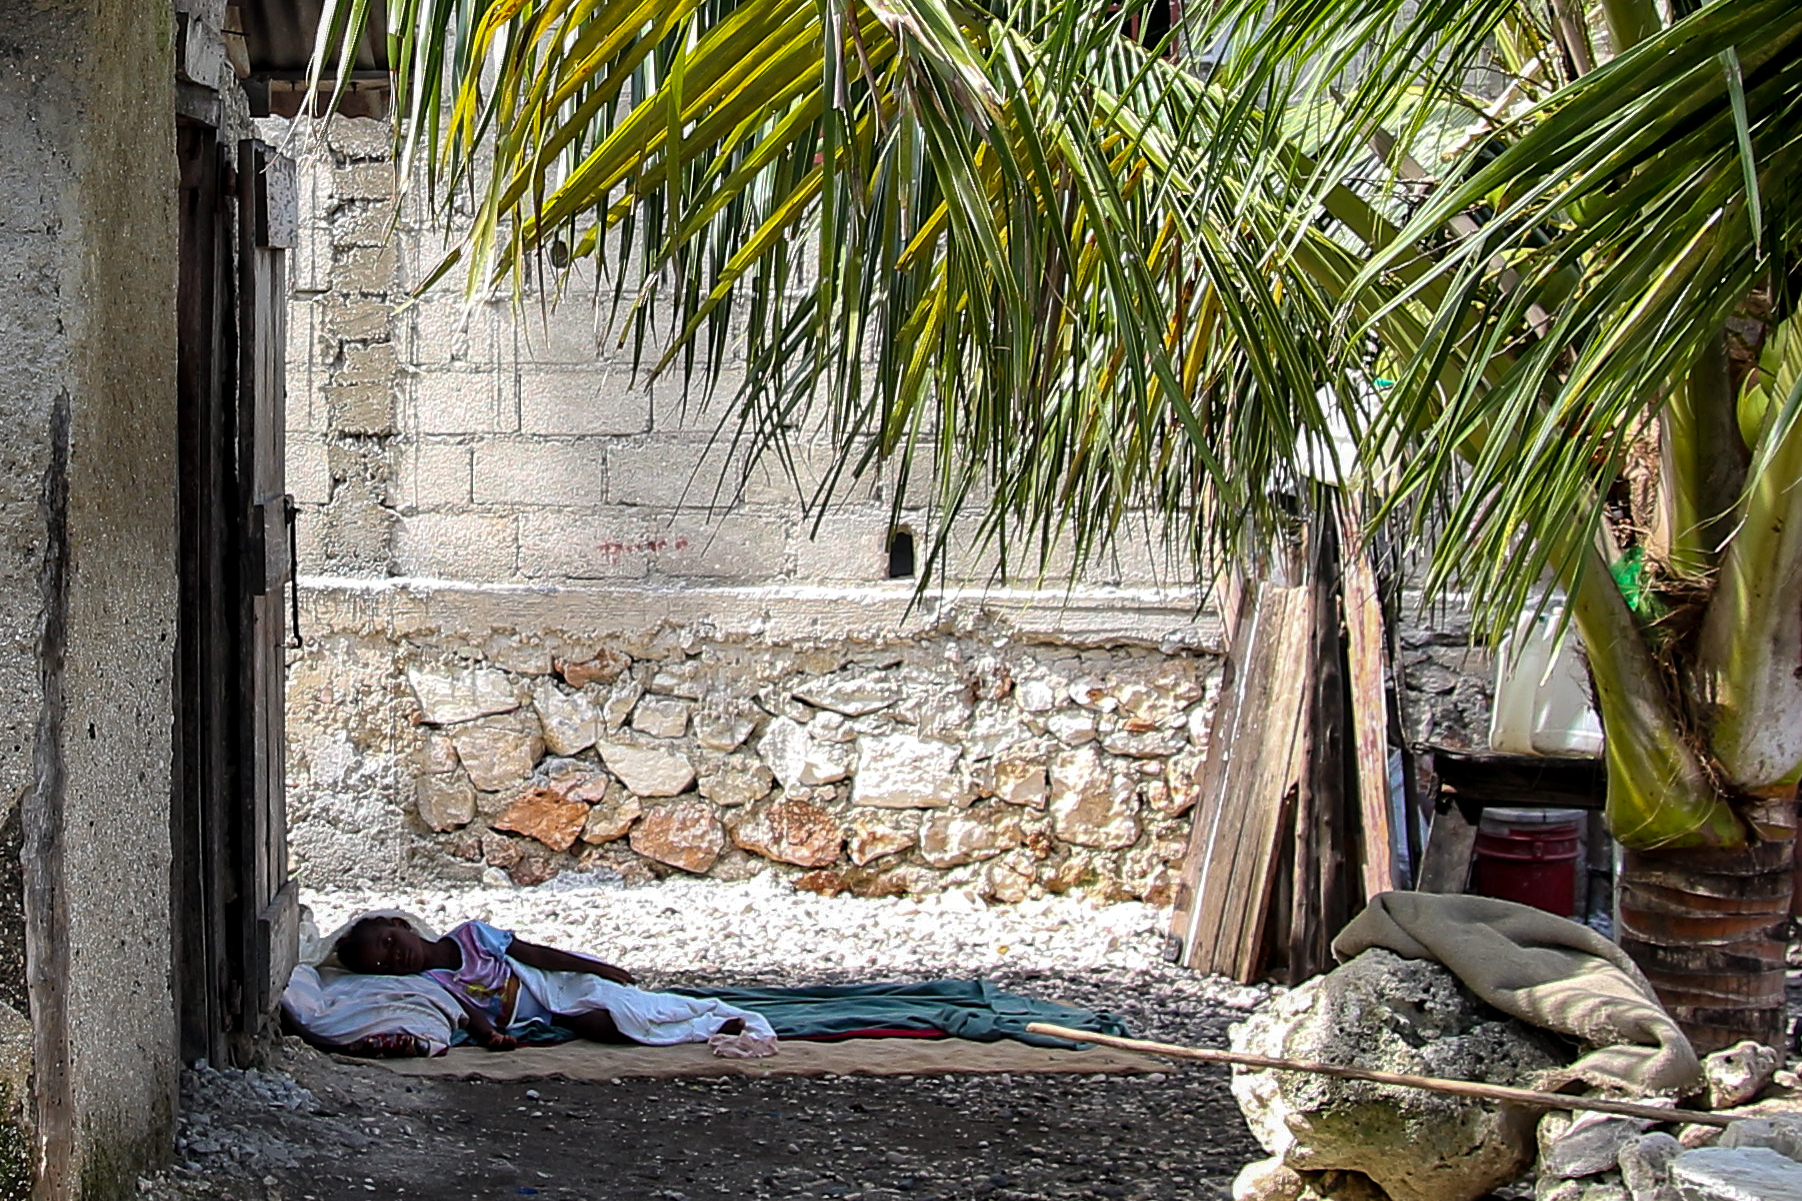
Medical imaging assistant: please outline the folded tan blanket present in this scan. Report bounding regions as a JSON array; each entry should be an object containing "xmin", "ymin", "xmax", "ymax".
[{"xmin": 1333, "ymin": 892, "xmax": 1700, "ymax": 1098}]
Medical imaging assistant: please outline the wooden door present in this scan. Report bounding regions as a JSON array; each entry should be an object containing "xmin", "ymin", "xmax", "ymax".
[{"xmin": 172, "ymin": 126, "xmax": 297, "ymax": 1066}]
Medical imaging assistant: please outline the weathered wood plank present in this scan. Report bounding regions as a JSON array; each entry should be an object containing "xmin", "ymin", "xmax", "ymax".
[
  {"xmin": 1417, "ymin": 803, "xmax": 1479, "ymax": 894},
  {"xmin": 1339, "ymin": 502, "xmax": 1397, "ymax": 901}
]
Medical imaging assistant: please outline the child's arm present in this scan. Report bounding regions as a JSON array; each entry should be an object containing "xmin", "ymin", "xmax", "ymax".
[
  {"xmin": 453, "ymin": 993, "xmax": 518, "ymax": 1052},
  {"xmin": 507, "ymin": 939, "xmax": 635, "ymax": 984}
]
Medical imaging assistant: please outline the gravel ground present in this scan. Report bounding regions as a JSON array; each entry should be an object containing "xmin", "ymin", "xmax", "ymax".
[{"xmin": 138, "ymin": 878, "xmax": 1275, "ymax": 1201}]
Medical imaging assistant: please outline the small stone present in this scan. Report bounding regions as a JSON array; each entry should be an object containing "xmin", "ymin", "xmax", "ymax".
[
  {"xmin": 601, "ymin": 675, "xmax": 645, "ymax": 731},
  {"xmin": 579, "ymin": 789, "xmax": 643, "ymax": 844},
  {"xmin": 792, "ymin": 673, "xmax": 900, "ymax": 717},
  {"xmin": 1046, "ymin": 710, "xmax": 1098, "ymax": 746},
  {"xmin": 852, "ymin": 733, "xmax": 969, "ymax": 809},
  {"xmin": 632, "ymin": 696, "xmax": 691, "ymax": 739},
  {"xmin": 409, "ymin": 666, "xmax": 520, "ymax": 725},
  {"xmin": 532, "ymin": 679, "xmax": 599, "ymax": 756},
  {"xmin": 1670, "ymin": 1144, "xmax": 1802, "ymax": 1199},
  {"xmin": 1232, "ymin": 1157, "xmax": 1304, "ymax": 1201},
  {"xmin": 1016, "ymin": 678, "xmax": 1058, "ymax": 714},
  {"xmin": 1619, "ymin": 1132, "xmax": 1682, "ymax": 1201},
  {"xmin": 1067, "ymin": 677, "xmax": 1117, "ymax": 711},
  {"xmin": 509, "ymin": 856, "xmax": 559, "ymax": 886},
  {"xmin": 731, "ymin": 797, "xmax": 845, "ymax": 868},
  {"xmin": 698, "ymin": 761, "xmax": 775, "ymax": 808},
  {"xmin": 596, "ymin": 741, "xmax": 696, "ymax": 797},
  {"xmin": 1157, "ymin": 749, "xmax": 1206, "ymax": 816},
  {"xmin": 556, "ymin": 650, "xmax": 630, "ymax": 688},
  {"xmin": 693, "ymin": 707, "xmax": 758, "ymax": 753},
  {"xmin": 451, "ymin": 718, "xmax": 545, "ymax": 792},
  {"xmin": 1048, "ymin": 747, "xmax": 1141, "ymax": 849},
  {"xmin": 482, "ymin": 833, "xmax": 523, "ymax": 868},
  {"xmin": 493, "ymin": 788, "xmax": 590, "ymax": 852},
  {"xmin": 1098, "ymin": 722, "xmax": 1190, "ymax": 758},
  {"xmin": 990, "ymin": 756, "xmax": 1048, "ymax": 809},
  {"xmin": 1721, "ymin": 1114, "xmax": 1802, "ymax": 1163},
  {"xmin": 415, "ymin": 775, "xmax": 476, "ymax": 832},
  {"xmin": 1703, "ymin": 1041, "xmax": 1780, "ymax": 1111},
  {"xmin": 846, "ymin": 812, "xmax": 919, "ymax": 866},
  {"xmin": 648, "ymin": 662, "xmax": 708, "ymax": 699},
  {"xmin": 629, "ymin": 801, "xmax": 725, "ymax": 873},
  {"xmin": 760, "ymin": 717, "xmax": 854, "ymax": 790},
  {"xmin": 1542, "ymin": 1113, "xmax": 1652, "ymax": 1179},
  {"xmin": 419, "ymin": 732, "xmax": 459, "ymax": 774},
  {"xmin": 919, "ymin": 806, "xmax": 1023, "ymax": 867}
]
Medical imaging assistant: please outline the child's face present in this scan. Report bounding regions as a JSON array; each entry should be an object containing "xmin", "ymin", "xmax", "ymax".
[{"xmin": 354, "ymin": 918, "xmax": 429, "ymax": 974}]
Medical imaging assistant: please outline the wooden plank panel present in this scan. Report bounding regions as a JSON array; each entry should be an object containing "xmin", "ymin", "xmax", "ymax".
[
  {"xmin": 1417, "ymin": 803, "xmax": 1479, "ymax": 894},
  {"xmin": 1339, "ymin": 501, "xmax": 1397, "ymax": 901}
]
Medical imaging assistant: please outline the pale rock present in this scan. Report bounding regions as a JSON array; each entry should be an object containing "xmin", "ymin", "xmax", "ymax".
[
  {"xmin": 409, "ymin": 666, "xmax": 520, "ymax": 725},
  {"xmin": 1296, "ymin": 1170, "xmax": 1392, "ymax": 1201},
  {"xmin": 731, "ymin": 797, "xmax": 844, "ymax": 867},
  {"xmin": 1670, "ymin": 1145, "xmax": 1802, "ymax": 1200},
  {"xmin": 1068, "ymin": 676, "xmax": 1118, "ymax": 711},
  {"xmin": 451, "ymin": 717, "xmax": 544, "ymax": 792},
  {"xmin": 629, "ymin": 800, "xmax": 725, "ymax": 873},
  {"xmin": 601, "ymin": 675, "xmax": 645, "ymax": 731},
  {"xmin": 920, "ymin": 805, "xmax": 1023, "ymax": 867},
  {"xmin": 482, "ymin": 833, "xmax": 523, "ymax": 868},
  {"xmin": 486, "ymin": 636, "xmax": 552, "ymax": 676},
  {"xmin": 1049, "ymin": 747, "xmax": 1141, "ymax": 849},
  {"xmin": 596, "ymin": 740, "xmax": 696, "ymax": 797},
  {"xmin": 1098, "ymin": 721, "xmax": 1190, "ymax": 758},
  {"xmin": 632, "ymin": 696, "xmax": 691, "ymax": 739},
  {"xmin": 419, "ymin": 732, "xmax": 459, "ymax": 775},
  {"xmin": 1541, "ymin": 1111, "xmax": 1653, "ymax": 1179},
  {"xmin": 1047, "ymin": 710, "xmax": 1098, "ymax": 746},
  {"xmin": 991, "ymin": 756, "xmax": 1049, "ymax": 809},
  {"xmin": 493, "ymin": 788, "xmax": 589, "ymax": 853},
  {"xmin": 1619, "ymin": 1132, "xmax": 1683, "ymax": 1201},
  {"xmin": 853, "ymin": 733, "xmax": 970, "ymax": 809},
  {"xmin": 415, "ymin": 775, "xmax": 476, "ymax": 832},
  {"xmin": 579, "ymin": 789, "xmax": 642, "ymax": 845},
  {"xmin": 1704, "ymin": 1041, "xmax": 1780, "ymax": 1111},
  {"xmin": 531, "ymin": 679, "xmax": 599, "ymax": 756},
  {"xmin": 698, "ymin": 760, "xmax": 775, "ymax": 808},
  {"xmin": 1231, "ymin": 948, "xmax": 1563, "ymax": 1201},
  {"xmin": 811, "ymin": 711, "xmax": 858, "ymax": 743},
  {"xmin": 760, "ymin": 717, "xmax": 854, "ymax": 790},
  {"xmin": 965, "ymin": 707, "xmax": 1034, "ymax": 761},
  {"xmin": 1189, "ymin": 702, "xmax": 1213, "ymax": 748},
  {"xmin": 1113, "ymin": 678, "xmax": 1189, "ymax": 725},
  {"xmin": 693, "ymin": 706, "xmax": 758, "ymax": 752},
  {"xmin": 1016, "ymin": 678, "xmax": 1058, "ymax": 714},
  {"xmin": 915, "ymin": 690, "xmax": 977, "ymax": 740},
  {"xmin": 846, "ymin": 811, "xmax": 920, "ymax": 866},
  {"xmin": 982, "ymin": 849, "xmax": 1038, "ymax": 903},
  {"xmin": 648, "ymin": 661, "xmax": 709, "ymax": 699},
  {"xmin": 1236, "ymin": 1155, "xmax": 1306, "ymax": 1201},
  {"xmin": 1720, "ymin": 1114, "xmax": 1802, "ymax": 1163},
  {"xmin": 792, "ymin": 672, "xmax": 901, "ymax": 716},
  {"xmin": 1159, "ymin": 749, "xmax": 1206, "ymax": 816}
]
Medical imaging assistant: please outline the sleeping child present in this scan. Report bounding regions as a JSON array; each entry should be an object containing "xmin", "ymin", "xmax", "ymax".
[{"xmin": 336, "ymin": 916, "xmax": 777, "ymax": 1057}]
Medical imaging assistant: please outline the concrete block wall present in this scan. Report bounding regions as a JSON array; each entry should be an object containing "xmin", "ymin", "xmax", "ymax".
[{"xmin": 283, "ymin": 117, "xmax": 1199, "ymax": 592}]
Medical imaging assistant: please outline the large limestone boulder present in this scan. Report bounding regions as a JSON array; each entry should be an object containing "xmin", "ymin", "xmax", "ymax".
[{"xmin": 1231, "ymin": 948, "xmax": 1565, "ymax": 1201}]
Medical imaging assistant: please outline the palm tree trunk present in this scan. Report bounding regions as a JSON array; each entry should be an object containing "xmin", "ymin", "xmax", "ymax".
[{"xmin": 1617, "ymin": 828, "xmax": 1795, "ymax": 1056}]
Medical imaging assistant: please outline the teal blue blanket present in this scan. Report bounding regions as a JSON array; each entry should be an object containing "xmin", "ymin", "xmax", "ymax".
[{"xmin": 674, "ymin": 980, "xmax": 1128, "ymax": 1048}]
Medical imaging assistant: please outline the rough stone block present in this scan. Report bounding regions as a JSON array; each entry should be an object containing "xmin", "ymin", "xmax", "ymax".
[
  {"xmin": 335, "ymin": 340, "xmax": 398, "ymax": 386},
  {"xmin": 325, "ymin": 117, "xmax": 393, "ymax": 161},
  {"xmin": 320, "ymin": 294, "xmax": 395, "ymax": 343},
  {"xmin": 333, "ymin": 160, "xmax": 400, "ymax": 202},
  {"xmin": 411, "ymin": 370, "xmax": 513, "ymax": 434},
  {"xmin": 451, "ymin": 717, "xmax": 545, "ymax": 792},
  {"xmin": 474, "ymin": 441, "xmax": 608, "ymax": 507},
  {"xmin": 791, "ymin": 514, "xmax": 893, "ymax": 583},
  {"xmin": 324, "ymin": 380, "xmax": 397, "ymax": 436},
  {"xmin": 605, "ymin": 438, "xmax": 738, "ymax": 508},
  {"xmin": 393, "ymin": 513, "xmax": 517, "ymax": 579},
  {"xmin": 517, "ymin": 367, "xmax": 652, "ymax": 436},
  {"xmin": 645, "ymin": 514, "xmax": 793, "ymax": 581},
  {"xmin": 517, "ymin": 510, "xmax": 655, "ymax": 581},
  {"xmin": 287, "ymin": 436, "xmax": 332, "ymax": 506},
  {"xmin": 330, "ymin": 201, "xmax": 399, "ymax": 250},
  {"xmin": 509, "ymin": 309, "xmax": 604, "ymax": 364},
  {"xmin": 415, "ymin": 775, "xmax": 476, "ymax": 832},
  {"xmin": 408, "ymin": 665, "xmax": 522, "ymax": 725},
  {"xmin": 629, "ymin": 800, "xmax": 723, "ymax": 873},
  {"xmin": 390, "ymin": 442, "xmax": 472, "ymax": 511},
  {"xmin": 1672, "ymin": 1145, "xmax": 1802, "ymax": 1200},
  {"xmin": 853, "ymin": 734, "xmax": 970, "ymax": 809},
  {"xmin": 596, "ymin": 741, "xmax": 695, "ymax": 797},
  {"xmin": 408, "ymin": 299, "xmax": 499, "ymax": 366},
  {"xmin": 331, "ymin": 243, "xmax": 400, "ymax": 295}
]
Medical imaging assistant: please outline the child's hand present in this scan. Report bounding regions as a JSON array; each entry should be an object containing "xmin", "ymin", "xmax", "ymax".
[
  {"xmin": 596, "ymin": 964, "xmax": 635, "ymax": 985},
  {"xmin": 484, "ymin": 1033, "xmax": 519, "ymax": 1052}
]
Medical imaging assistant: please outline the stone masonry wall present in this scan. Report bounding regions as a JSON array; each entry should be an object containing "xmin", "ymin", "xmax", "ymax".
[{"xmin": 287, "ymin": 585, "xmax": 1222, "ymax": 902}]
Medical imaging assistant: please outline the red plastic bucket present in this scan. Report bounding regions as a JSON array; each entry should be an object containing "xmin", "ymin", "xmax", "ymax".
[{"xmin": 1472, "ymin": 814, "xmax": 1582, "ymax": 916}]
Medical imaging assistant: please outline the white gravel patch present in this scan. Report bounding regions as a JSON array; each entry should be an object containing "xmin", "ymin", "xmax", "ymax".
[{"xmin": 301, "ymin": 873, "xmax": 1263, "ymax": 1007}]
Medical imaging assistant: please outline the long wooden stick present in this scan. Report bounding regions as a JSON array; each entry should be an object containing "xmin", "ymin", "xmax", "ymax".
[{"xmin": 1025, "ymin": 1023, "xmax": 1732, "ymax": 1128}]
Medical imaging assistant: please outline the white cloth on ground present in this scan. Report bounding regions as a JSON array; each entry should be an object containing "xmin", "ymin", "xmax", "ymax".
[
  {"xmin": 508, "ymin": 958, "xmax": 779, "ymax": 1058},
  {"xmin": 281, "ymin": 963, "xmax": 464, "ymax": 1056}
]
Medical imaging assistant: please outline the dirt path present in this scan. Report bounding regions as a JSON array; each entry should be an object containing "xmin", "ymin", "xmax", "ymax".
[{"xmin": 147, "ymin": 968, "xmax": 1266, "ymax": 1201}]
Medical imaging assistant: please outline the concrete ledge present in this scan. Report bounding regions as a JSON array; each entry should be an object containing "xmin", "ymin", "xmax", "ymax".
[{"xmin": 296, "ymin": 577, "xmax": 1225, "ymax": 650}]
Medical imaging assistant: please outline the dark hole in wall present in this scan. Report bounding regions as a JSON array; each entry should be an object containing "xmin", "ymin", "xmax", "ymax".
[
  {"xmin": 0, "ymin": 804, "xmax": 25, "ymax": 1017},
  {"xmin": 887, "ymin": 530, "xmax": 916, "ymax": 580}
]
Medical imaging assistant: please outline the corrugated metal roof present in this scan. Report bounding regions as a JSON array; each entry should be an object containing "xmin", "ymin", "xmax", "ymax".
[{"xmin": 237, "ymin": 0, "xmax": 389, "ymax": 77}]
